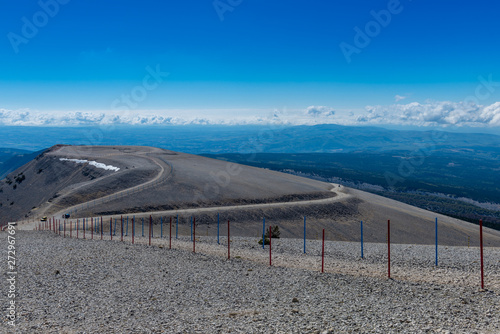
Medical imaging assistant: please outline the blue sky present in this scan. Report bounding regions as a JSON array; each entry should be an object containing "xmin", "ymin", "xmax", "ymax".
[{"xmin": 1, "ymin": 0, "xmax": 499, "ymax": 129}]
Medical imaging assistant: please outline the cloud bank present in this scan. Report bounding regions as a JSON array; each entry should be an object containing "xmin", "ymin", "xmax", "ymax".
[
  {"xmin": 1, "ymin": 101, "xmax": 499, "ymax": 128},
  {"xmin": 360, "ymin": 101, "xmax": 500, "ymax": 127}
]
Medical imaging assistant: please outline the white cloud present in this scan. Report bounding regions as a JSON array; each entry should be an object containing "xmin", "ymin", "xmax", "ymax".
[
  {"xmin": 305, "ymin": 106, "xmax": 335, "ymax": 117},
  {"xmin": 358, "ymin": 101, "xmax": 500, "ymax": 127},
  {"xmin": 1, "ymin": 102, "xmax": 499, "ymax": 128},
  {"xmin": 394, "ymin": 95, "xmax": 407, "ymax": 102}
]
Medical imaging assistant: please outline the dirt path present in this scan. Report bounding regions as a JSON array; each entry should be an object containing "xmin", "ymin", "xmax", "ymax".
[
  {"xmin": 19, "ymin": 184, "xmax": 350, "ymax": 230},
  {"xmin": 51, "ymin": 154, "xmax": 171, "ymax": 217},
  {"xmin": 18, "ymin": 150, "xmax": 171, "ymax": 230},
  {"xmin": 114, "ymin": 183, "xmax": 351, "ymax": 220}
]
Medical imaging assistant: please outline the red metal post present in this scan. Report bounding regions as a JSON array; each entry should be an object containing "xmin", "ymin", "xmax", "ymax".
[
  {"xmin": 228, "ymin": 220, "xmax": 230, "ymax": 260},
  {"xmin": 322, "ymin": 229, "xmax": 325, "ymax": 273},
  {"xmin": 480, "ymin": 219, "xmax": 484, "ymax": 289},
  {"xmin": 169, "ymin": 217, "xmax": 172, "ymax": 249},
  {"xmin": 269, "ymin": 226, "xmax": 272, "ymax": 266},
  {"xmin": 388, "ymin": 219, "xmax": 391, "ymax": 279},
  {"xmin": 149, "ymin": 215, "xmax": 152, "ymax": 246}
]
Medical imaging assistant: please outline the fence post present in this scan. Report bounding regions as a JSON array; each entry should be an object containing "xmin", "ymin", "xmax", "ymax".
[
  {"xmin": 193, "ymin": 217, "xmax": 196, "ymax": 253},
  {"xmin": 121, "ymin": 216, "xmax": 124, "ymax": 242},
  {"xmin": 161, "ymin": 217, "xmax": 163, "ymax": 239},
  {"xmin": 361, "ymin": 220, "xmax": 364, "ymax": 259},
  {"xmin": 149, "ymin": 215, "xmax": 152, "ymax": 246},
  {"xmin": 83, "ymin": 219, "xmax": 85, "ymax": 239},
  {"xmin": 269, "ymin": 226, "xmax": 272, "ymax": 266},
  {"xmin": 142, "ymin": 218, "xmax": 144, "ymax": 237},
  {"xmin": 110, "ymin": 218, "xmax": 113, "ymax": 241},
  {"xmin": 132, "ymin": 217, "xmax": 135, "ymax": 244},
  {"xmin": 100, "ymin": 217, "xmax": 103, "ymax": 240},
  {"xmin": 303, "ymin": 216, "xmax": 306, "ymax": 254},
  {"xmin": 217, "ymin": 213, "xmax": 220, "ymax": 245},
  {"xmin": 480, "ymin": 219, "xmax": 484, "ymax": 290},
  {"xmin": 435, "ymin": 217, "xmax": 438, "ymax": 266},
  {"xmin": 169, "ymin": 217, "xmax": 172, "ymax": 249},
  {"xmin": 91, "ymin": 217, "xmax": 93, "ymax": 240},
  {"xmin": 387, "ymin": 219, "xmax": 391, "ymax": 279},
  {"xmin": 176, "ymin": 214, "xmax": 178, "ymax": 239},
  {"xmin": 190, "ymin": 216, "xmax": 193, "ymax": 241},
  {"xmin": 77, "ymin": 219, "xmax": 79, "ymax": 239},
  {"xmin": 64, "ymin": 221, "xmax": 66, "ymax": 238},
  {"xmin": 228, "ymin": 220, "xmax": 230, "ymax": 260},
  {"xmin": 126, "ymin": 216, "xmax": 129, "ymax": 236},
  {"xmin": 322, "ymin": 229, "xmax": 325, "ymax": 273}
]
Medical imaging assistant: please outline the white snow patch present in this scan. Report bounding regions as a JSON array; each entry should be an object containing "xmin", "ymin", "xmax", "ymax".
[{"xmin": 60, "ymin": 158, "xmax": 120, "ymax": 171}]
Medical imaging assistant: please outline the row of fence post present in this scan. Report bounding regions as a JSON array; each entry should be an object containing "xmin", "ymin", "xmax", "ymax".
[{"xmin": 35, "ymin": 215, "xmax": 486, "ymax": 289}]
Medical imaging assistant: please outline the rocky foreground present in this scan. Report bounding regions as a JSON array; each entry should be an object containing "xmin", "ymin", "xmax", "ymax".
[{"xmin": 2, "ymin": 231, "xmax": 499, "ymax": 333}]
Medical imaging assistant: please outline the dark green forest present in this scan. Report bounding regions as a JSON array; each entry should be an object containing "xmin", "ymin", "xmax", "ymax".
[{"xmin": 204, "ymin": 152, "xmax": 500, "ymax": 231}]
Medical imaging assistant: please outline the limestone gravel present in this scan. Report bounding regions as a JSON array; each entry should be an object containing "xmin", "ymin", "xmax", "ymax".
[{"xmin": 1, "ymin": 231, "xmax": 499, "ymax": 333}]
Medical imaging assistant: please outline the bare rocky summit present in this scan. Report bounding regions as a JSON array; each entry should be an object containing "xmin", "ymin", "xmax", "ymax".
[{"xmin": 3, "ymin": 231, "xmax": 499, "ymax": 333}]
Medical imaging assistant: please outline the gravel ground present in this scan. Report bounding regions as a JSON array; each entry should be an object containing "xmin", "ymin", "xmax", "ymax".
[{"xmin": 2, "ymin": 231, "xmax": 499, "ymax": 333}]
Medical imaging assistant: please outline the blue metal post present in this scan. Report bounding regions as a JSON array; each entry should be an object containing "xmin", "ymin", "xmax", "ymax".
[
  {"xmin": 361, "ymin": 220, "xmax": 364, "ymax": 259},
  {"xmin": 176, "ymin": 214, "xmax": 178, "ymax": 239},
  {"xmin": 435, "ymin": 217, "xmax": 438, "ymax": 266},
  {"xmin": 262, "ymin": 217, "xmax": 265, "ymax": 249},
  {"xmin": 303, "ymin": 216, "xmax": 306, "ymax": 253},
  {"xmin": 161, "ymin": 217, "xmax": 163, "ymax": 238}
]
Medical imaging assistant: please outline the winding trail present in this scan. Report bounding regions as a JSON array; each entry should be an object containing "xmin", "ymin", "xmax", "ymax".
[
  {"xmin": 97, "ymin": 183, "xmax": 351, "ymax": 221},
  {"xmin": 18, "ymin": 148, "xmax": 172, "ymax": 230},
  {"xmin": 19, "ymin": 184, "xmax": 351, "ymax": 230}
]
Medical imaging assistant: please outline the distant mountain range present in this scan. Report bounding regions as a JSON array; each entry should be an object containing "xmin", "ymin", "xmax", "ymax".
[{"xmin": 1, "ymin": 124, "xmax": 499, "ymax": 154}]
